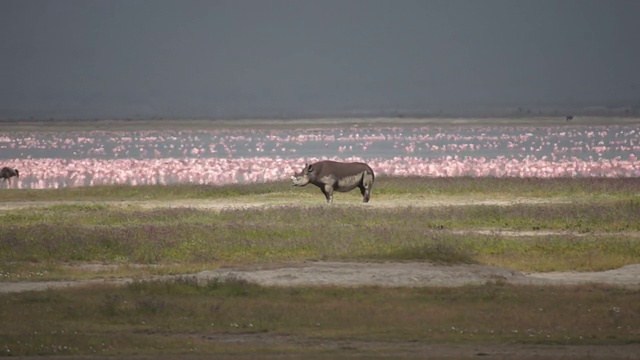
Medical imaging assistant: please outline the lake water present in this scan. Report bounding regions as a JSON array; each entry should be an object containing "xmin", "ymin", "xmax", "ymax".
[{"xmin": 1, "ymin": 123, "xmax": 638, "ymax": 188}]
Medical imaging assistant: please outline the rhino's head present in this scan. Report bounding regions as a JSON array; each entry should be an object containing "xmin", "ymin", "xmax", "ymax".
[{"xmin": 291, "ymin": 163, "xmax": 314, "ymax": 187}]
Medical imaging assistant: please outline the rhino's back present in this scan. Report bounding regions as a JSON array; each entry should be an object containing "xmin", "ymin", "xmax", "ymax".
[{"xmin": 315, "ymin": 161, "xmax": 373, "ymax": 179}]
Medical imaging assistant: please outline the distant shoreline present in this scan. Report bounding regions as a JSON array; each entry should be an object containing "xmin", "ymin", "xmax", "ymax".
[{"xmin": 1, "ymin": 116, "xmax": 639, "ymax": 132}]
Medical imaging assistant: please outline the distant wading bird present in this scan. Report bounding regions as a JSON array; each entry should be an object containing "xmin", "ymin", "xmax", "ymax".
[
  {"xmin": 1, "ymin": 167, "xmax": 19, "ymax": 184},
  {"xmin": 291, "ymin": 160, "xmax": 374, "ymax": 203}
]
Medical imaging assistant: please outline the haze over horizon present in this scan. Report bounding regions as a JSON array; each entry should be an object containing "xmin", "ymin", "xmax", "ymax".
[{"xmin": 1, "ymin": 0, "xmax": 639, "ymax": 120}]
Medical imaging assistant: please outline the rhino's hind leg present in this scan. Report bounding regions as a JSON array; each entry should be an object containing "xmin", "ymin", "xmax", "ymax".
[
  {"xmin": 360, "ymin": 175, "xmax": 374, "ymax": 203},
  {"xmin": 362, "ymin": 186, "xmax": 371, "ymax": 203},
  {"xmin": 322, "ymin": 185, "xmax": 334, "ymax": 204},
  {"xmin": 358, "ymin": 185, "xmax": 368, "ymax": 202}
]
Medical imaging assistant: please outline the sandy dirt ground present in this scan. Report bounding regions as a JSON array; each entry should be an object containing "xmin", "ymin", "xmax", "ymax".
[
  {"xmin": 0, "ymin": 196, "xmax": 572, "ymax": 212},
  {"xmin": 2, "ymin": 261, "xmax": 640, "ymax": 294}
]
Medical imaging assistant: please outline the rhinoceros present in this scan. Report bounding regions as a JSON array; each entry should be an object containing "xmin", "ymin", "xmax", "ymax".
[{"xmin": 291, "ymin": 160, "xmax": 374, "ymax": 203}]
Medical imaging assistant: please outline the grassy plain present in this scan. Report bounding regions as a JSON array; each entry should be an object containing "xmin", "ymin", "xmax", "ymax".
[
  {"xmin": 1, "ymin": 177, "xmax": 640, "ymax": 357},
  {"xmin": 1, "ymin": 177, "xmax": 639, "ymax": 278}
]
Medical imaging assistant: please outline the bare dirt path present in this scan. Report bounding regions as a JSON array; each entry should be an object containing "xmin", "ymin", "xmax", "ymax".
[
  {"xmin": 0, "ymin": 196, "xmax": 572, "ymax": 211},
  {"xmin": 207, "ymin": 261, "xmax": 640, "ymax": 288},
  {"xmin": 2, "ymin": 261, "xmax": 640, "ymax": 294}
]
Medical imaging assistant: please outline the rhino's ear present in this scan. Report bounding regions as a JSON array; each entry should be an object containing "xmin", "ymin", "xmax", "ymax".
[{"xmin": 307, "ymin": 164, "xmax": 314, "ymax": 172}]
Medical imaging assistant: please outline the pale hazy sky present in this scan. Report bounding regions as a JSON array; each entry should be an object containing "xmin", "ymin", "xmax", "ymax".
[{"xmin": 1, "ymin": 0, "xmax": 639, "ymax": 119}]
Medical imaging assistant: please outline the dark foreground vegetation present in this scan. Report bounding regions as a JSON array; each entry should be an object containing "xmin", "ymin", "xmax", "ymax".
[{"xmin": 1, "ymin": 278, "xmax": 639, "ymax": 357}]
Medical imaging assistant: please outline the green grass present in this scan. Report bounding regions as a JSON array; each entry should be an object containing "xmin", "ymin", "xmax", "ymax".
[
  {"xmin": 0, "ymin": 181, "xmax": 288, "ymax": 201},
  {"xmin": 375, "ymin": 176, "xmax": 640, "ymax": 199},
  {"xmin": 1, "ymin": 201, "xmax": 639, "ymax": 276},
  {"xmin": 1, "ymin": 178, "xmax": 639, "ymax": 280},
  {"xmin": 2, "ymin": 177, "xmax": 639, "ymax": 202}
]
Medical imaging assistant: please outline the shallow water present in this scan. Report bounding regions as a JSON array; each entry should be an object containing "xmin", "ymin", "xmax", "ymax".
[{"xmin": 2, "ymin": 125, "xmax": 638, "ymax": 161}]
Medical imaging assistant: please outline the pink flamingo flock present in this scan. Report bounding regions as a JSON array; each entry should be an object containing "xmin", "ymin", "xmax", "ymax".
[{"xmin": 1, "ymin": 125, "xmax": 638, "ymax": 189}]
